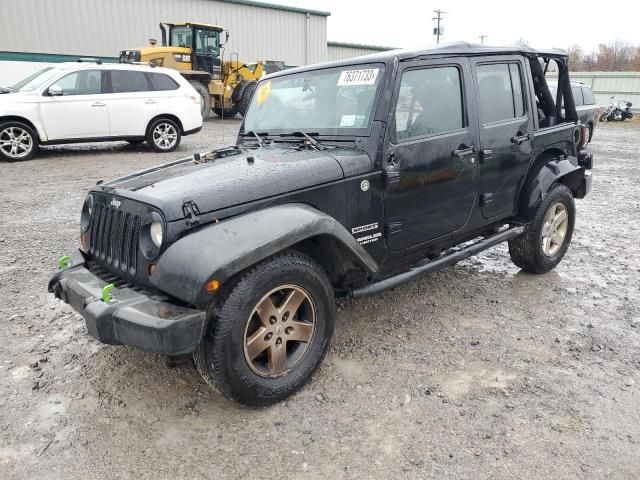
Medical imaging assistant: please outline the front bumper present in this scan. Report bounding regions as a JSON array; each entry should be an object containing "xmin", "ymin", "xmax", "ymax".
[{"xmin": 48, "ymin": 251, "xmax": 206, "ymax": 355}]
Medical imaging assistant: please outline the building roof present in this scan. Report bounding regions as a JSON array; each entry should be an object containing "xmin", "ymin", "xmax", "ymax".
[
  {"xmin": 219, "ymin": 0, "xmax": 330, "ymax": 17},
  {"xmin": 327, "ymin": 41, "xmax": 395, "ymax": 52}
]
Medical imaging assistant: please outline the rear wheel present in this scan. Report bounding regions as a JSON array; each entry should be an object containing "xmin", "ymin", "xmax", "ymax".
[
  {"xmin": 194, "ymin": 252, "xmax": 335, "ymax": 406},
  {"xmin": 508, "ymin": 183, "xmax": 575, "ymax": 273},
  {"xmin": 146, "ymin": 118, "xmax": 181, "ymax": 153},
  {"xmin": 0, "ymin": 121, "xmax": 38, "ymax": 161}
]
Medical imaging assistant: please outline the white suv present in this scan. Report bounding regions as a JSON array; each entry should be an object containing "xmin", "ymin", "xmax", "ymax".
[{"xmin": 0, "ymin": 62, "xmax": 202, "ymax": 161}]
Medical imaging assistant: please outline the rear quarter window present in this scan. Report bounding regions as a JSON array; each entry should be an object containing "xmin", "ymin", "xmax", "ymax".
[
  {"xmin": 149, "ymin": 73, "xmax": 180, "ymax": 91},
  {"xmin": 571, "ymin": 86, "xmax": 584, "ymax": 106},
  {"xmin": 582, "ymin": 87, "xmax": 596, "ymax": 105}
]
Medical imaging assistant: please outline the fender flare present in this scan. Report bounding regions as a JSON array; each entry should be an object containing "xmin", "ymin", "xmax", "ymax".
[
  {"xmin": 520, "ymin": 155, "xmax": 584, "ymax": 218},
  {"xmin": 150, "ymin": 203, "xmax": 378, "ymax": 305}
]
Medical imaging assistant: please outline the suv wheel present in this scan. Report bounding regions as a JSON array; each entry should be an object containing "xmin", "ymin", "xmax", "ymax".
[
  {"xmin": 194, "ymin": 252, "xmax": 335, "ymax": 406},
  {"xmin": 147, "ymin": 118, "xmax": 181, "ymax": 152},
  {"xmin": 0, "ymin": 121, "xmax": 38, "ymax": 161},
  {"xmin": 508, "ymin": 183, "xmax": 575, "ymax": 273}
]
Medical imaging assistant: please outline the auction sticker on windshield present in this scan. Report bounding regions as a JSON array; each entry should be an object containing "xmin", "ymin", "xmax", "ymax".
[
  {"xmin": 337, "ymin": 68, "xmax": 379, "ymax": 86},
  {"xmin": 256, "ymin": 80, "xmax": 271, "ymax": 106}
]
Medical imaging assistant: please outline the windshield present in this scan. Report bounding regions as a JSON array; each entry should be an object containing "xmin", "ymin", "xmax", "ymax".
[
  {"xmin": 243, "ymin": 64, "xmax": 384, "ymax": 134},
  {"xmin": 10, "ymin": 67, "xmax": 57, "ymax": 91},
  {"xmin": 171, "ymin": 26, "xmax": 192, "ymax": 48}
]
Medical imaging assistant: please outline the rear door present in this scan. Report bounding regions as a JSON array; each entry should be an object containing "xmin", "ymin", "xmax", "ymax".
[
  {"xmin": 104, "ymin": 69, "xmax": 159, "ymax": 136},
  {"xmin": 383, "ymin": 58, "xmax": 479, "ymax": 251},
  {"xmin": 471, "ymin": 56, "xmax": 533, "ymax": 218},
  {"xmin": 39, "ymin": 69, "xmax": 109, "ymax": 140}
]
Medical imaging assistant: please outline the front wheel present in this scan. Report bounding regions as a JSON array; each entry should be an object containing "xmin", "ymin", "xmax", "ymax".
[
  {"xmin": 194, "ymin": 252, "xmax": 335, "ymax": 406},
  {"xmin": 146, "ymin": 118, "xmax": 181, "ymax": 153},
  {"xmin": 0, "ymin": 121, "xmax": 38, "ymax": 161},
  {"xmin": 508, "ymin": 183, "xmax": 575, "ymax": 273},
  {"xmin": 599, "ymin": 112, "xmax": 607, "ymax": 122}
]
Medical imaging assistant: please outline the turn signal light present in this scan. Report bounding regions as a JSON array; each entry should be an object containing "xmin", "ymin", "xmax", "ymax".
[
  {"xmin": 80, "ymin": 232, "xmax": 90, "ymax": 251},
  {"xmin": 149, "ymin": 264, "xmax": 157, "ymax": 276},
  {"xmin": 205, "ymin": 279, "xmax": 220, "ymax": 292}
]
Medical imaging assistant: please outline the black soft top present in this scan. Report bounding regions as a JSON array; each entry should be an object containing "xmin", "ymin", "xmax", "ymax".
[{"xmin": 270, "ymin": 42, "xmax": 568, "ymax": 79}]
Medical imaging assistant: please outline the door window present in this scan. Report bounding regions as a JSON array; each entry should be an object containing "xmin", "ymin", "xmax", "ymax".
[
  {"xmin": 54, "ymin": 70, "xmax": 101, "ymax": 95},
  {"xmin": 477, "ymin": 63, "xmax": 526, "ymax": 123},
  {"xmin": 394, "ymin": 66, "xmax": 464, "ymax": 141},
  {"xmin": 571, "ymin": 86, "xmax": 584, "ymax": 106},
  {"xmin": 109, "ymin": 70, "xmax": 151, "ymax": 93},
  {"xmin": 195, "ymin": 29, "xmax": 219, "ymax": 56}
]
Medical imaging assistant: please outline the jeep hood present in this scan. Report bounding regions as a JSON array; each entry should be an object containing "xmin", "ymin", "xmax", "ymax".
[{"xmin": 99, "ymin": 147, "xmax": 371, "ymax": 221}]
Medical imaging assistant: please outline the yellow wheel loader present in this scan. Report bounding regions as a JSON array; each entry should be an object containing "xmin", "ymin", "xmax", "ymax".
[{"xmin": 120, "ymin": 22, "xmax": 264, "ymax": 119}]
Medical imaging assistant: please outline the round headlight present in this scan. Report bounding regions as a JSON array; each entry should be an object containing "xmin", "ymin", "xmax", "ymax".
[
  {"xmin": 80, "ymin": 194, "xmax": 93, "ymax": 232},
  {"xmin": 150, "ymin": 221, "xmax": 163, "ymax": 248}
]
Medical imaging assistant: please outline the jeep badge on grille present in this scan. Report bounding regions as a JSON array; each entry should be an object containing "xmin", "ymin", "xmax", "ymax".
[{"xmin": 110, "ymin": 198, "xmax": 121, "ymax": 208}]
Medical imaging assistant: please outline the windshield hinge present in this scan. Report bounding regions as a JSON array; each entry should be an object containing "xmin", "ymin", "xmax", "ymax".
[{"xmin": 182, "ymin": 200, "xmax": 201, "ymax": 226}]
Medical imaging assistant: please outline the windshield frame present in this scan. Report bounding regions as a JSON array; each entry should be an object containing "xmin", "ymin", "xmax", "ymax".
[
  {"xmin": 241, "ymin": 62, "xmax": 387, "ymax": 138},
  {"xmin": 10, "ymin": 67, "xmax": 58, "ymax": 91}
]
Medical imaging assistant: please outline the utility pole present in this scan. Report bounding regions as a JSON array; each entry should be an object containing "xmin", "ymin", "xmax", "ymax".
[
  {"xmin": 479, "ymin": 34, "xmax": 487, "ymax": 45},
  {"xmin": 432, "ymin": 9, "xmax": 445, "ymax": 44}
]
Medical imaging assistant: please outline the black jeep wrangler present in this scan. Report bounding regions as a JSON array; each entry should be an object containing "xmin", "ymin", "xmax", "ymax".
[{"xmin": 49, "ymin": 43, "xmax": 592, "ymax": 406}]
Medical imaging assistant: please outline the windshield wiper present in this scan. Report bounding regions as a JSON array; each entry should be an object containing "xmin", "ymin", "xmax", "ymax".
[
  {"xmin": 239, "ymin": 130, "xmax": 268, "ymax": 147},
  {"xmin": 285, "ymin": 131, "xmax": 325, "ymax": 150}
]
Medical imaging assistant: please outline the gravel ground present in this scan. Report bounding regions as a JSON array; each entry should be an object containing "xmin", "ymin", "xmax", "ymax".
[{"xmin": 1, "ymin": 118, "xmax": 639, "ymax": 479}]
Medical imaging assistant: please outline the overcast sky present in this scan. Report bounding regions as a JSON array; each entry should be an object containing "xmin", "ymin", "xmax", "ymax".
[{"xmin": 286, "ymin": 0, "xmax": 640, "ymax": 52}]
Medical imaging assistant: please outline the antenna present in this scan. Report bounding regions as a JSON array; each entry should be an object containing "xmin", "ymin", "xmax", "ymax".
[{"xmin": 432, "ymin": 10, "xmax": 445, "ymax": 44}]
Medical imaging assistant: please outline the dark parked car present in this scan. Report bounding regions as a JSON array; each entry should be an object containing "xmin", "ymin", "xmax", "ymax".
[
  {"xmin": 49, "ymin": 43, "xmax": 593, "ymax": 406},
  {"xmin": 550, "ymin": 81, "xmax": 598, "ymax": 143}
]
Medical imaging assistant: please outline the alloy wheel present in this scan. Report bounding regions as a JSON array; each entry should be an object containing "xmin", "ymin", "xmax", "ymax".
[
  {"xmin": 152, "ymin": 123, "xmax": 178, "ymax": 150},
  {"xmin": 243, "ymin": 285, "xmax": 316, "ymax": 378},
  {"xmin": 541, "ymin": 202, "xmax": 568, "ymax": 256},
  {"xmin": 0, "ymin": 126, "xmax": 33, "ymax": 159}
]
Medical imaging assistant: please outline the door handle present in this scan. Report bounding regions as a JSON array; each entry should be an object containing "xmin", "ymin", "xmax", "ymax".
[
  {"xmin": 452, "ymin": 145, "xmax": 477, "ymax": 158},
  {"xmin": 91, "ymin": 102, "xmax": 106, "ymax": 107},
  {"xmin": 510, "ymin": 133, "xmax": 531, "ymax": 145},
  {"xmin": 145, "ymin": 99, "xmax": 158, "ymax": 104}
]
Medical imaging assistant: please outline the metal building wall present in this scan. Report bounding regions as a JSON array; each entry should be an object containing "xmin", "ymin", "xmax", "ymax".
[
  {"xmin": 548, "ymin": 72, "xmax": 640, "ymax": 108},
  {"xmin": 327, "ymin": 42, "xmax": 393, "ymax": 61},
  {"xmin": 0, "ymin": 0, "xmax": 328, "ymax": 66}
]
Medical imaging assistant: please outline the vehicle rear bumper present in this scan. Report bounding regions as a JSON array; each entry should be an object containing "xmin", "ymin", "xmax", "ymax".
[{"xmin": 48, "ymin": 251, "xmax": 206, "ymax": 355}]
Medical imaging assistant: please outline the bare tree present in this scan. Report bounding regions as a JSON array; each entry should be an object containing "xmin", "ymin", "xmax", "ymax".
[
  {"xmin": 568, "ymin": 44, "xmax": 583, "ymax": 70},
  {"xmin": 513, "ymin": 38, "xmax": 529, "ymax": 47}
]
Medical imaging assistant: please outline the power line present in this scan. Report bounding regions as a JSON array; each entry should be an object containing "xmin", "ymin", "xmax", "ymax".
[
  {"xmin": 432, "ymin": 9, "xmax": 445, "ymax": 44},
  {"xmin": 479, "ymin": 34, "xmax": 487, "ymax": 45}
]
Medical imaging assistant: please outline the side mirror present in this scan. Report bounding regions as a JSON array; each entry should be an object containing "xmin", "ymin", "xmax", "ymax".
[
  {"xmin": 48, "ymin": 85, "xmax": 63, "ymax": 96},
  {"xmin": 221, "ymin": 31, "xmax": 229, "ymax": 46}
]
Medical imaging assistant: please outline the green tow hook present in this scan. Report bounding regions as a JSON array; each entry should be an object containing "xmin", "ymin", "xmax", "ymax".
[
  {"xmin": 58, "ymin": 255, "xmax": 71, "ymax": 270},
  {"xmin": 102, "ymin": 284, "xmax": 115, "ymax": 303}
]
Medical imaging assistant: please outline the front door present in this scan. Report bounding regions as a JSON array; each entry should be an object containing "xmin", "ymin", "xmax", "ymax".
[
  {"xmin": 471, "ymin": 57, "xmax": 534, "ymax": 218},
  {"xmin": 39, "ymin": 69, "xmax": 109, "ymax": 140},
  {"xmin": 384, "ymin": 58, "xmax": 479, "ymax": 252}
]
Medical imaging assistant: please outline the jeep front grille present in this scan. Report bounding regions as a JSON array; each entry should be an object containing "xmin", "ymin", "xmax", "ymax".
[{"xmin": 89, "ymin": 203, "xmax": 141, "ymax": 276}]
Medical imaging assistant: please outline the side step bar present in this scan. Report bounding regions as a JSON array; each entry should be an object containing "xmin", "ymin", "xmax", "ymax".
[{"xmin": 351, "ymin": 226, "xmax": 524, "ymax": 299}]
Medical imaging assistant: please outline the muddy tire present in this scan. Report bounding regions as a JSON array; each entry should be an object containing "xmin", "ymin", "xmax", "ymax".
[
  {"xmin": 212, "ymin": 106, "xmax": 238, "ymax": 118},
  {"xmin": 189, "ymin": 81, "xmax": 211, "ymax": 120},
  {"xmin": 237, "ymin": 81, "xmax": 257, "ymax": 117},
  {"xmin": 508, "ymin": 183, "xmax": 575, "ymax": 274},
  {"xmin": 194, "ymin": 252, "xmax": 335, "ymax": 406},
  {"xmin": 0, "ymin": 121, "xmax": 38, "ymax": 162}
]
